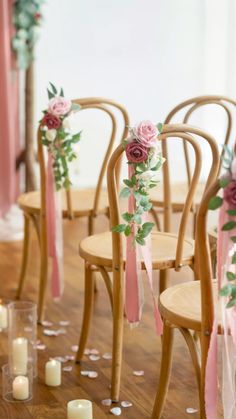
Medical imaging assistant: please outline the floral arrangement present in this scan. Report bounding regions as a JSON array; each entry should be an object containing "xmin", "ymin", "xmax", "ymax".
[
  {"xmin": 209, "ymin": 147, "xmax": 236, "ymax": 307},
  {"xmin": 112, "ymin": 121, "xmax": 164, "ymax": 245},
  {"xmin": 40, "ymin": 83, "xmax": 81, "ymax": 190},
  {"xmin": 12, "ymin": 0, "xmax": 44, "ymax": 69}
]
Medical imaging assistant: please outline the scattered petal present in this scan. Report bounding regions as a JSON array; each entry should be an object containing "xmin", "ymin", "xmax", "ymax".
[
  {"xmin": 133, "ymin": 370, "xmax": 144, "ymax": 376},
  {"xmin": 121, "ymin": 401, "xmax": 133, "ymax": 408},
  {"xmin": 37, "ymin": 343, "xmax": 46, "ymax": 350},
  {"xmin": 186, "ymin": 408, "xmax": 198, "ymax": 414},
  {"xmin": 80, "ymin": 370, "xmax": 89, "ymax": 376},
  {"xmin": 90, "ymin": 348, "xmax": 99, "ymax": 355},
  {"xmin": 24, "ymin": 327, "xmax": 33, "ymax": 332},
  {"xmin": 101, "ymin": 399, "xmax": 112, "ymax": 406},
  {"xmin": 57, "ymin": 328, "xmax": 67, "ymax": 335},
  {"xmin": 88, "ymin": 371, "xmax": 98, "ymax": 378},
  {"xmin": 59, "ymin": 320, "xmax": 70, "ymax": 327},
  {"xmin": 63, "ymin": 366, "xmax": 73, "ymax": 372},
  {"xmin": 71, "ymin": 345, "xmax": 79, "ymax": 352},
  {"xmin": 65, "ymin": 355, "xmax": 75, "ymax": 361},
  {"xmin": 52, "ymin": 356, "xmax": 67, "ymax": 363},
  {"xmin": 89, "ymin": 355, "xmax": 100, "ymax": 361},
  {"xmin": 84, "ymin": 348, "xmax": 91, "ymax": 355},
  {"xmin": 110, "ymin": 407, "xmax": 121, "ymax": 416},
  {"xmin": 42, "ymin": 320, "xmax": 53, "ymax": 327},
  {"xmin": 43, "ymin": 329, "xmax": 58, "ymax": 336},
  {"xmin": 102, "ymin": 352, "xmax": 112, "ymax": 360}
]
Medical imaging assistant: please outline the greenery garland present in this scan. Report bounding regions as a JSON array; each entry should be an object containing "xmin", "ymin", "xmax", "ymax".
[{"xmin": 12, "ymin": 0, "xmax": 44, "ymax": 69}]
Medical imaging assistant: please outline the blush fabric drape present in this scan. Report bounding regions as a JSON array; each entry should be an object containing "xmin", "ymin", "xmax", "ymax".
[{"xmin": 0, "ymin": 0, "xmax": 19, "ymax": 217}]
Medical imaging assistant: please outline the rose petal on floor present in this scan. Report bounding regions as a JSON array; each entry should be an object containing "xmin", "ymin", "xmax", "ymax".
[
  {"xmin": 121, "ymin": 401, "xmax": 133, "ymax": 408},
  {"xmin": 88, "ymin": 371, "xmax": 98, "ymax": 378},
  {"xmin": 90, "ymin": 348, "xmax": 99, "ymax": 355},
  {"xmin": 186, "ymin": 408, "xmax": 198, "ymax": 414},
  {"xmin": 57, "ymin": 328, "xmax": 66, "ymax": 335},
  {"xmin": 101, "ymin": 399, "xmax": 112, "ymax": 406},
  {"xmin": 36, "ymin": 344, "xmax": 46, "ymax": 350},
  {"xmin": 80, "ymin": 371, "xmax": 89, "ymax": 377},
  {"xmin": 42, "ymin": 320, "xmax": 53, "ymax": 327},
  {"xmin": 71, "ymin": 345, "xmax": 79, "ymax": 352},
  {"xmin": 59, "ymin": 320, "xmax": 70, "ymax": 327},
  {"xmin": 102, "ymin": 352, "xmax": 112, "ymax": 360},
  {"xmin": 133, "ymin": 370, "xmax": 144, "ymax": 376},
  {"xmin": 63, "ymin": 366, "xmax": 73, "ymax": 372},
  {"xmin": 110, "ymin": 407, "xmax": 122, "ymax": 416},
  {"xmin": 84, "ymin": 348, "xmax": 91, "ymax": 355},
  {"xmin": 89, "ymin": 355, "xmax": 100, "ymax": 361},
  {"xmin": 44, "ymin": 329, "xmax": 58, "ymax": 336},
  {"xmin": 65, "ymin": 355, "xmax": 75, "ymax": 361},
  {"xmin": 53, "ymin": 356, "xmax": 68, "ymax": 363}
]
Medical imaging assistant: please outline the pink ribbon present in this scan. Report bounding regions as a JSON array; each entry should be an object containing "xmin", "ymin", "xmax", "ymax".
[
  {"xmin": 125, "ymin": 165, "xmax": 163, "ymax": 334},
  {"xmin": 205, "ymin": 199, "xmax": 236, "ymax": 418},
  {"xmin": 46, "ymin": 154, "xmax": 64, "ymax": 299}
]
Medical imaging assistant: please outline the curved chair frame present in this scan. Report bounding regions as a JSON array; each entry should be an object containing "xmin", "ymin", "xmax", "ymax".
[
  {"xmin": 17, "ymin": 98, "xmax": 129, "ymax": 322},
  {"xmin": 76, "ymin": 124, "xmax": 219, "ymax": 401}
]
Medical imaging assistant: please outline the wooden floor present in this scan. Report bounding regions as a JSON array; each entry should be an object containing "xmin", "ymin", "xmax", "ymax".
[{"xmin": 0, "ymin": 214, "xmax": 207, "ymax": 419}]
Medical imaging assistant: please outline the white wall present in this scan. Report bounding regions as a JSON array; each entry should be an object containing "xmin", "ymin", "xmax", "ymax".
[{"xmin": 35, "ymin": 0, "xmax": 235, "ymax": 187}]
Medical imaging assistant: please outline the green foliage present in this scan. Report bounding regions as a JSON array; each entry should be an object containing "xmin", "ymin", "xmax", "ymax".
[
  {"xmin": 12, "ymin": 0, "xmax": 44, "ymax": 69},
  {"xmin": 208, "ymin": 196, "xmax": 223, "ymax": 210},
  {"xmin": 41, "ymin": 84, "xmax": 82, "ymax": 190}
]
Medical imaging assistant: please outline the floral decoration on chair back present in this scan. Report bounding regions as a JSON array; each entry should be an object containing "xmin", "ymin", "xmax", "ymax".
[
  {"xmin": 40, "ymin": 83, "xmax": 81, "ymax": 190},
  {"xmin": 112, "ymin": 120, "xmax": 164, "ymax": 334}
]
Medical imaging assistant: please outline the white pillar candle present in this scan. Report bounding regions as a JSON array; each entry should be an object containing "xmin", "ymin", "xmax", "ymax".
[
  {"xmin": 12, "ymin": 337, "xmax": 28, "ymax": 375},
  {"xmin": 0, "ymin": 304, "xmax": 8, "ymax": 329},
  {"xmin": 12, "ymin": 376, "xmax": 29, "ymax": 400},
  {"xmin": 67, "ymin": 400, "xmax": 93, "ymax": 419},
  {"xmin": 45, "ymin": 359, "xmax": 61, "ymax": 386}
]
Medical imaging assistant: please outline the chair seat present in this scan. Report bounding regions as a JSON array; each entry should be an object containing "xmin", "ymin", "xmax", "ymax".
[
  {"xmin": 150, "ymin": 181, "xmax": 205, "ymax": 211},
  {"xmin": 79, "ymin": 231, "xmax": 194, "ymax": 269},
  {"xmin": 159, "ymin": 280, "xmax": 219, "ymax": 331},
  {"xmin": 18, "ymin": 188, "xmax": 109, "ymax": 217}
]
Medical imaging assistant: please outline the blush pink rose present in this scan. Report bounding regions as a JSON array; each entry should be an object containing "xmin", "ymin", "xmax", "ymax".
[
  {"xmin": 133, "ymin": 120, "xmax": 157, "ymax": 147},
  {"xmin": 126, "ymin": 141, "xmax": 148, "ymax": 163},
  {"xmin": 48, "ymin": 96, "xmax": 72, "ymax": 116},
  {"xmin": 224, "ymin": 181, "xmax": 236, "ymax": 208}
]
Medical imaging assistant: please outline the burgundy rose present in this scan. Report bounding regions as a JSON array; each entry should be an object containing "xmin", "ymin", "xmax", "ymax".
[
  {"xmin": 41, "ymin": 113, "xmax": 61, "ymax": 130},
  {"xmin": 224, "ymin": 181, "xmax": 236, "ymax": 208},
  {"xmin": 126, "ymin": 141, "xmax": 148, "ymax": 163}
]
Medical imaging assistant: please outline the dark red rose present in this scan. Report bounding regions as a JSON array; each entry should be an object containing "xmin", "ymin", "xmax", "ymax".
[
  {"xmin": 41, "ymin": 113, "xmax": 61, "ymax": 130},
  {"xmin": 126, "ymin": 140, "xmax": 148, "ymax": 163},
  {"xmin": 224, "ymin": 181, "xmax": 236, "ymax": 208}
]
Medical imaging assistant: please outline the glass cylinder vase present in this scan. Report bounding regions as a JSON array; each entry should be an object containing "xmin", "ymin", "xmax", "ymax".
[
  {"xmin": 2, "ymin": 363, "xmax": 33, "ymax": 402},
  {"xmin": 8, "ymin": 301, "xmax": 37, "ymax": 378}
]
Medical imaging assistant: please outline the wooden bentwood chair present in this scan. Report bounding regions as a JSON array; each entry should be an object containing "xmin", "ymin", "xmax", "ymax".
[
  {"xmin": 151, "ymin": 179, "xmax": 221, "ymax": 419},
  {"xmin": 150, "ymin": 95, "xmax": 236, "ymax": 233},
  {"xmin": 16, "ymin": 98, "xmax": 129, "ymax": 323},
  {"xmin": 76, "ymin": 124, "xmax": 219, "ymax": 402}
]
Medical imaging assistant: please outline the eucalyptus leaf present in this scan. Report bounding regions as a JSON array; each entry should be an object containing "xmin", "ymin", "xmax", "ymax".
[
  {"xmin": 112, "ymin": 224, "xmax": 126, "ymax": 233},
  {"xmin": 119, "ymin": 187, "xmax": 131, "ymax": 198}
]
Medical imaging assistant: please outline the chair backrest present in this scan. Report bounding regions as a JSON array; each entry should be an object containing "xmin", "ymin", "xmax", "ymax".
[
  {"xmin": 195, "ymin": 179, "xmax": 220, "ymax": 369},
  {"xmin": 107, "ymin": 124, "xmax": 220, "ymax": 282},
  {"xmin": 164, "ymin": 95, "xmax": 236, "ymax": 184},
  {"xmin": 37, "ymin": 97, "xmax": 130, "ymax": 219}
]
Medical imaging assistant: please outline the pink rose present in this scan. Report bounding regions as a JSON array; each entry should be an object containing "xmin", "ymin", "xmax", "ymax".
[
  {"xmin": 48, "ymin": 96, "xmax": 71, "ymax": 117},
  {"xmin": 126, "ymin": 141, "xmax": 148, "ymax": 163},
  {"xmin": 224, "ymin": 181, "xmax": 236, "ymax": 208},
  {"xmin": 231, "ymin": 157, "xmax": 236, "ymax": 180},
  {"xmin": 133, "ymin": 120, "xmax": 157, "ymax": 148}
]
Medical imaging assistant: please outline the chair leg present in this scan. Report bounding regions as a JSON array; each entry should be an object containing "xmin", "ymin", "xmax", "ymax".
[
  {"xmin": 110, "ymin": 275, "xmax": 124, "ymax": 402},
  {"xmin": 151, "ymin": 322, "xmax": 174, "ymax": 419},
  {"xmin": 38, "ymin": 236, "xmax": 48, "ymax": 324},
  {"xmin": 88, "ymin": 215, "xmax": 98, "ymax": 293},
  {"xmin": 76, "ymin": 263, "xmax": 95, "ymax": 363},
  {"xmin": 159, "ymin": 270, "xmax": 169, "ymax": 294},
  {"xmin": 16, "ymin": 214, "xmax": 31, "ymax": 299}
]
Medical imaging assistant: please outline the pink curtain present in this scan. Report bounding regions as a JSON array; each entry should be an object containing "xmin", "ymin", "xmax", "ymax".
[{"xmin": 0, "ymin": 0, "xmax": 19, "ymax": 217}]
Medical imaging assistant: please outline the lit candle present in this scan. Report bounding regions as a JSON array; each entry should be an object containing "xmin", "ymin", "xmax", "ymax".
[
  {"xmin": 45, "ymin": 359, "xmax": 61, "ymax": 386},
  {"xmin": 12, "ymin": 376, "xmax": 29, "ymax": 400},
  {"xmin": 0, "ymin": 304, "xmax": 8, "ymax": 329},
  {"xmin": 12, "ymin": 337, "xmax": 28, "ymax": 375},
  {"xmin": 67, "ymin": 400, "xmax": 93, "ymax": 419}
]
